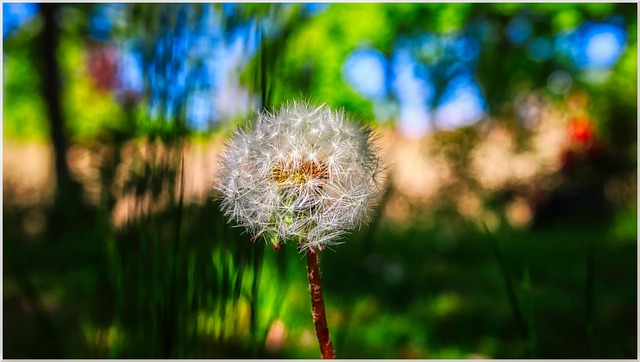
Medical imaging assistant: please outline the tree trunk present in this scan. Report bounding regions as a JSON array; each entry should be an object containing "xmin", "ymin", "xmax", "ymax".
[{"xmin": 40, "ymin": 3, "xmax": 73, "ymax": 192}]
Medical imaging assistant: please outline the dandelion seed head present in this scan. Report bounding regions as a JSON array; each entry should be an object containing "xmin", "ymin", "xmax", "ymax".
[{"xmin": 216, "ymin": 100, "xmax": 383, "ymax": 252}]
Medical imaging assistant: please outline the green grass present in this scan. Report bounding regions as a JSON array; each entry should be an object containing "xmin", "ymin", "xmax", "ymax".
[{"xmin": 3, "ymin": 177, "xmax": 636, "ymax": 358}]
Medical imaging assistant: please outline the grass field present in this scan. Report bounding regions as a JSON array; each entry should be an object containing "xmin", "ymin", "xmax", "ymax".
[{"xmin": 4, "ymin": 155, "xmax": 636, "ymax": 358}]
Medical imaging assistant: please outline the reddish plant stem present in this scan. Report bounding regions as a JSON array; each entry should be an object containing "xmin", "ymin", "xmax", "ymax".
[{"xmin": 306, "ymin": 249, "xmax": 336, "ymax": 359}]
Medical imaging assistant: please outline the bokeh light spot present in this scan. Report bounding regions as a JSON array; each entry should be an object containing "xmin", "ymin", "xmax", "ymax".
[
  {"xmin": 506, "ymin": 17, "xmax": 532, "ymax": 44},
  {"xmin": 547, "ymin": 70, "xmax": 572, "ymax": 95},
  {"xmin": 342, "ymin": 48, "xmax": 388, "ymax": 100}
]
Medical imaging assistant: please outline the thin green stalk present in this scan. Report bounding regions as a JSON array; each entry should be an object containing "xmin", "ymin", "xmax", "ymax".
[
  {"xmin": 249, "ymin": 242, "xmax": 265, "ymax": 356},
  {"xmin": 483, "ymin": 225, "xmax": 529, "ymax": 352},
  {"xmin": 163, "ymin": 152, "xmax": 185, "ymax": 358},
  {"xmin": 585, "ymin": 238, "xmax": 596, "ymax": 357},
  {"xmin": 522, "ymin": 267, "xmax": 537, "ymax": 358}
]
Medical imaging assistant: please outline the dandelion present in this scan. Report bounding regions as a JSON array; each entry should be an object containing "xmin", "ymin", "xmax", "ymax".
[
  {"xmin": 216, "ymin": 100, "xmax": 384, "ymax": 358},
  {"xmin": 216, "ymin": 100, "xmax": 383, "ymax": 252}
]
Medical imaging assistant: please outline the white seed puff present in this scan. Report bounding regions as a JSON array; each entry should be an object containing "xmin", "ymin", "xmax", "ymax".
[{"xmin": 216, "ymin": 101, "xmax": 383, "ymax": 252}]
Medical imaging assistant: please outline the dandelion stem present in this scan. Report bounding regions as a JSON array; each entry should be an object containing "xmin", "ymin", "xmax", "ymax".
[{"xmin": 306, "ymin": 248, "xmax": 336, "ymax": 359}]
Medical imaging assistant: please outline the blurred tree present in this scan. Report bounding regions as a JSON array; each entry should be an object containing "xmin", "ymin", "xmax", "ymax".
[
  {"xmin": 240, "ymin": 3, "xmax": 635, "ymax": 134},
  {"xmin": 37, "ymin": 3, "xmax": 91, "ymax": 234},
  {"xmin": 39, "ymin": 3, "xmax": 71, "ymax": 190}
]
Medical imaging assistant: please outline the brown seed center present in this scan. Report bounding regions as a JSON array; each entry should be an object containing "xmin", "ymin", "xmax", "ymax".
[{"xmin": 272, "ymin": 160, "xmax": 329, "ymax": 185}]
